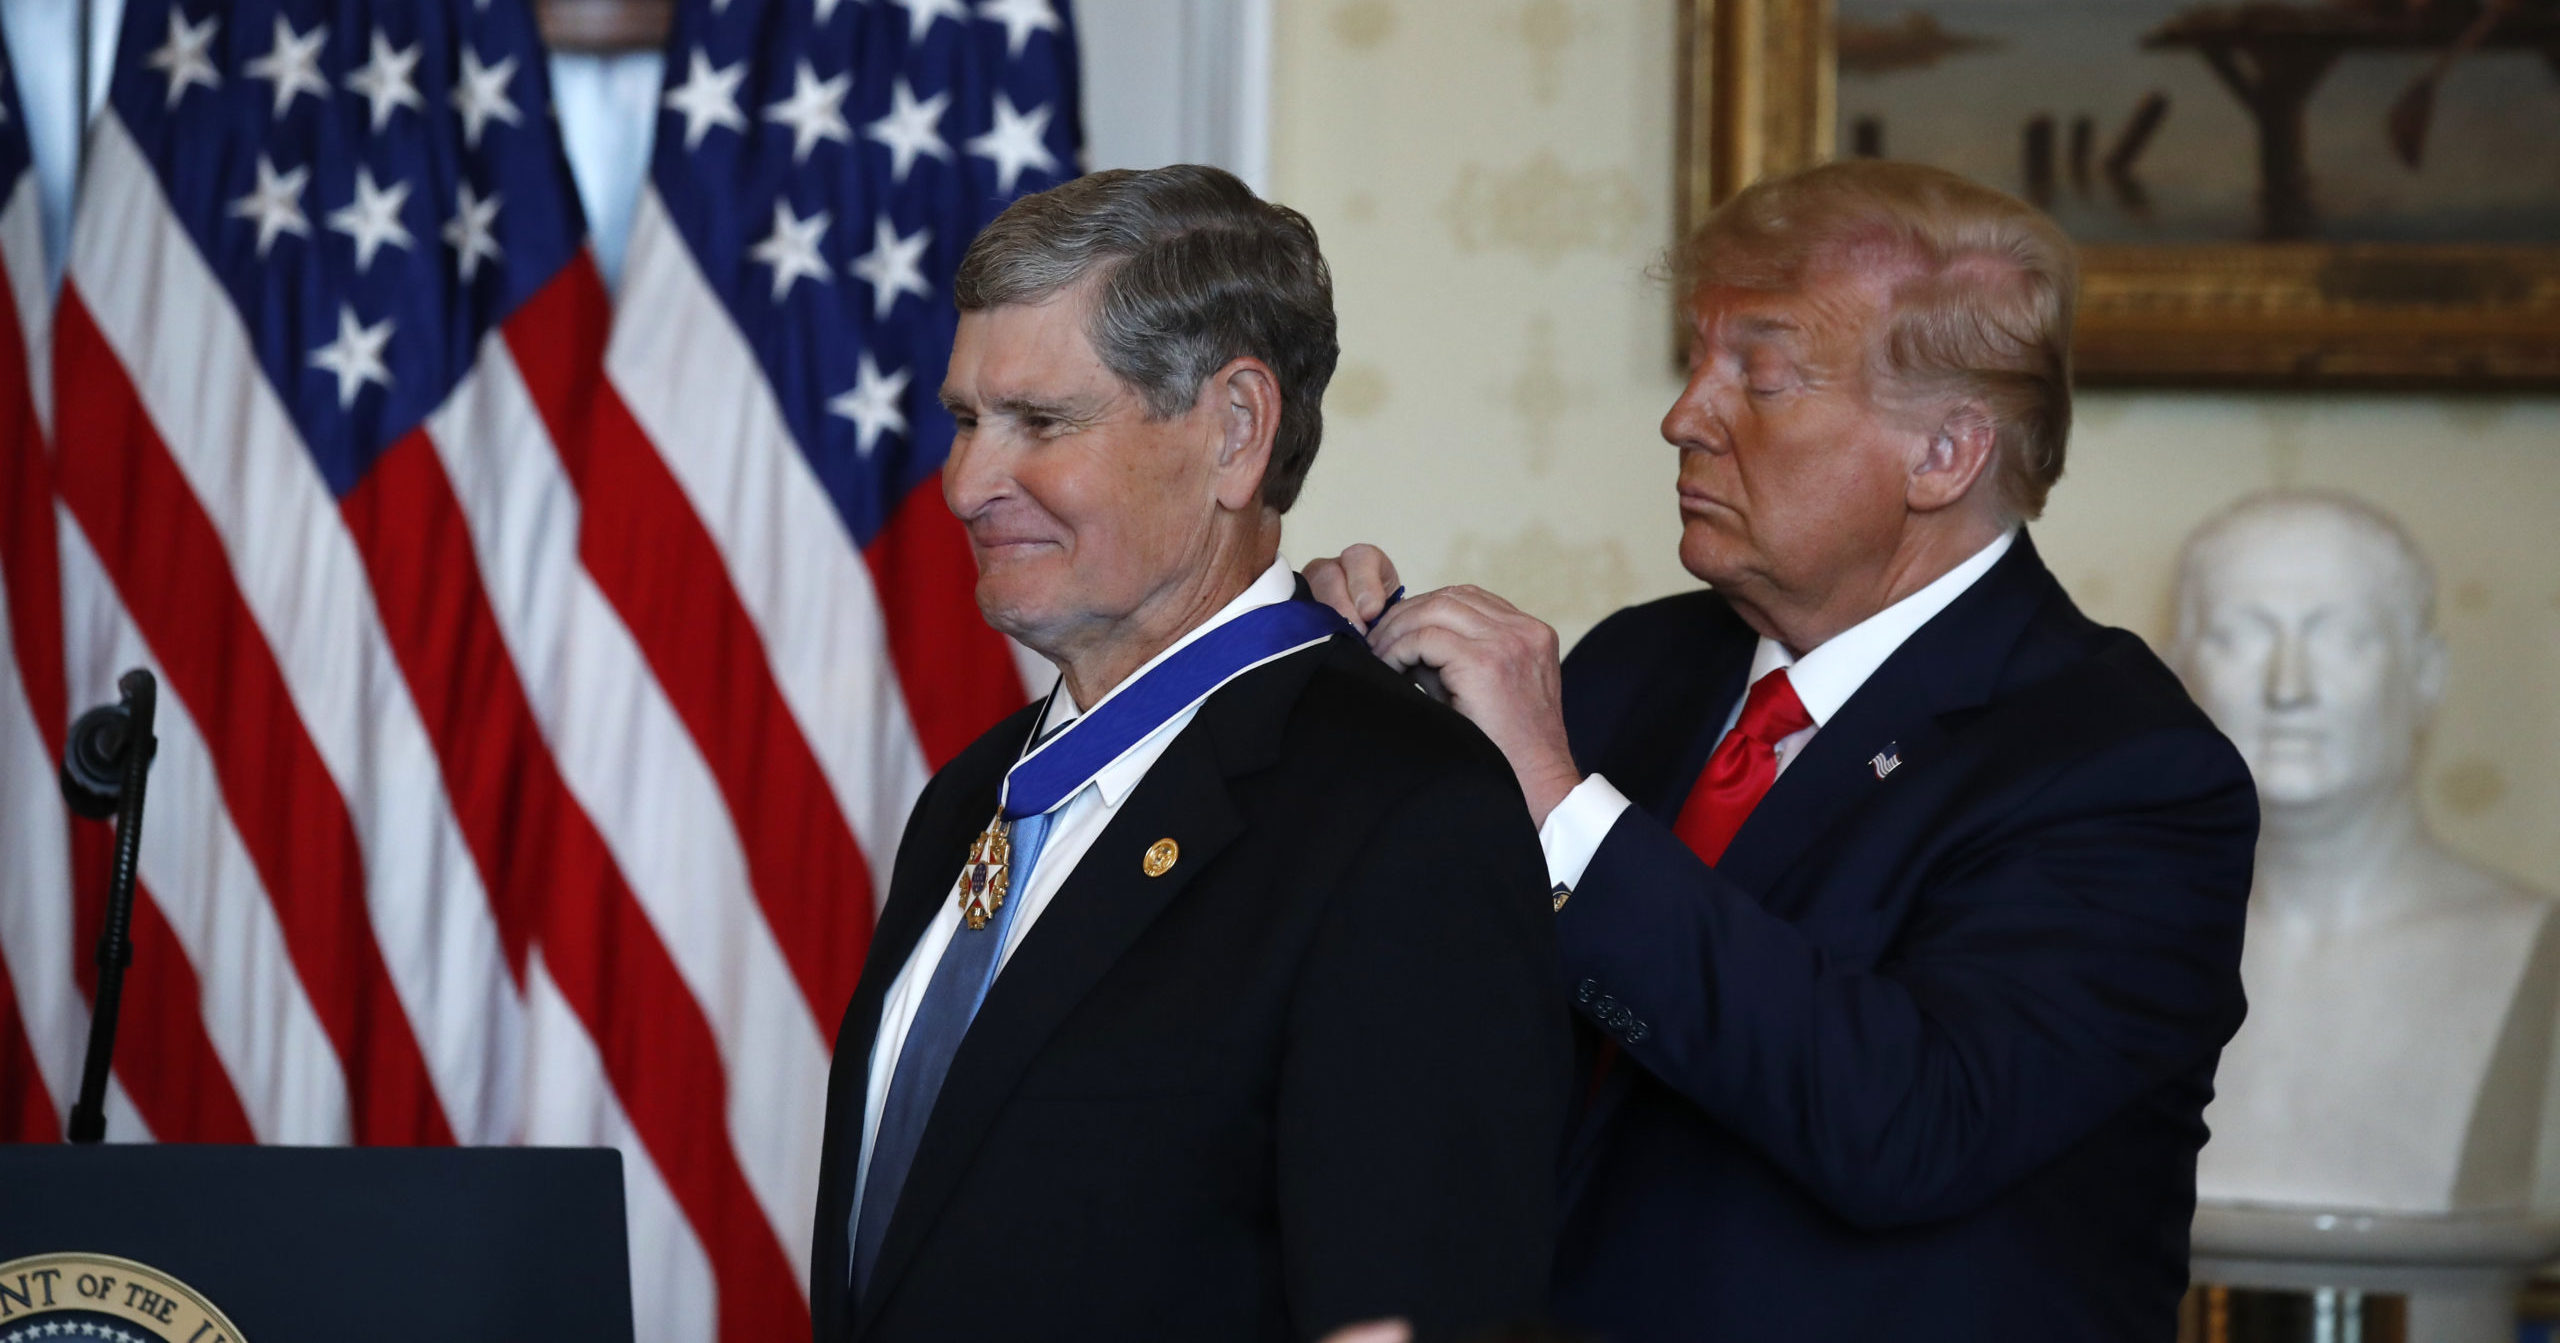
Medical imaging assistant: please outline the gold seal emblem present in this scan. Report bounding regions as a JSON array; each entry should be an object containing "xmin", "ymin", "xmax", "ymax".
[
  {"xmin": 0, "ymin": 1252, "xmax": 249, "ymax": 1343},
  {"xmin": 1142, "ymin": 838, "xmax": 1178, "ymax": 877},
  {"xmin": 959, "ymin": 816, "xmax": 1013, "ymax": 930}
]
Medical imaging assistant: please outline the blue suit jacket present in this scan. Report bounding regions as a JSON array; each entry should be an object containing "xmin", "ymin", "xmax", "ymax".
[{"xmin": 1548, "ymin": 534, "xmax": 2257, "ymax": 1342}]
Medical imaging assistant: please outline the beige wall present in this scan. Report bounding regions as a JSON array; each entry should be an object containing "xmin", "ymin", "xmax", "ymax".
[{"xmin": 1269, "ymin": 0, "xmax": 2560, "ymax": 895}]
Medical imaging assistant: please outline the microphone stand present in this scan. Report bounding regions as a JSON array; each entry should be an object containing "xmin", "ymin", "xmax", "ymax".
[{"xmin": 60, "ymin": 668, "xmax": 158, "ymax": 1144}]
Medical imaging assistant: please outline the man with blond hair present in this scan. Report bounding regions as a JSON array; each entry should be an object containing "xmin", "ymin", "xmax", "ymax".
[{"xmin": 1311, "ymin": 161, "xmax": 2257, "ymax": 1338}]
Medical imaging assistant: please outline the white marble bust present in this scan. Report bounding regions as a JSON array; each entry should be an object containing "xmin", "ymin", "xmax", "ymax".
[{"xmin": 2174, "ymin": 490, "xmax": 2560, "ymax": 1215}]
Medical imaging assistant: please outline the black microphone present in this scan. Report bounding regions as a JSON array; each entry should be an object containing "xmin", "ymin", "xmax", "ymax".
[{"xmin": 60, "ymin": 668, "xmax": 159, "ymax": 1145}]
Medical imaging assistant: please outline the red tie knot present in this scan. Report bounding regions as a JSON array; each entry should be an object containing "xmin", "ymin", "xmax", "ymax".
[{"xmin": 1736, "ymin": 667, "xmax": 1813, "ymax": 746}]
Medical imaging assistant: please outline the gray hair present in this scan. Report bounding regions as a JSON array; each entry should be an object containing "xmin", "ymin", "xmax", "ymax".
[
  {"xmin": 953, "ymin": 165, "xmax": 1339, "ymax": 512},
  {"xmin": 2174, "ymin": 489, "xmax": 2438, "ymax": 646}
]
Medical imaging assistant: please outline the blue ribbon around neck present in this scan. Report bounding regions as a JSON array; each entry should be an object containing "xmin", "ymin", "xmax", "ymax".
[{"xmin": 1000, "ymin": 599, "xmax": 1352, "ymax": 820}]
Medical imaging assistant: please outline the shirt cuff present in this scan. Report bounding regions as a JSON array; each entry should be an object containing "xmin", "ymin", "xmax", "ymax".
[{"xmin": 1538, "ymin": 774, "xmax": 1633, "ymax": 895}]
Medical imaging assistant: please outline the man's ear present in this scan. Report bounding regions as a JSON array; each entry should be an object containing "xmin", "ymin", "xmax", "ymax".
[
  {"xmin": 1211, "ymin": 356, "xmax": 1281, "ymax": 513},
  {"xmin": 1908, "ymin": 400, "xmax": 1999, "ymax": 514}
]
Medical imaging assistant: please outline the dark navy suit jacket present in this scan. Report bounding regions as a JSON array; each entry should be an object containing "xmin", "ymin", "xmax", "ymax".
[
  {"xmin": 810, "ymin": 633, "xmax": 1568, "ymax": 1343},
  {"xmin": 1548, "ymin": 534, "xmax": 2257, "ymax": 1342}
]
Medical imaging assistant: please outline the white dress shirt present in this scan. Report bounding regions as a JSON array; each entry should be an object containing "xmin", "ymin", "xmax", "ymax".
[
  {"xmin": 1539, "ymin": 530, "xmax": 2016, "ymax": 890},
  {"xmin": 850, "ymin": 557, "xmax": 1301, "ymax": 1216}
]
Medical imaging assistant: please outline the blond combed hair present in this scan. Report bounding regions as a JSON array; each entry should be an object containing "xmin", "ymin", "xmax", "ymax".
[{"xmin": 1676, "ymin": 160, "xmax": 2079, "ymax": 520}]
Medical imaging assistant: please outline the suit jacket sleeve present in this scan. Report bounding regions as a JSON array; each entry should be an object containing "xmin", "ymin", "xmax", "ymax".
[
  {"xmin": 1557, "ymin": 726, "xmax": 2255, "ymax": 1231},
  {"xmin": 1276, "ymin": 768, "xmax": 1572, "ymax": 1341}
]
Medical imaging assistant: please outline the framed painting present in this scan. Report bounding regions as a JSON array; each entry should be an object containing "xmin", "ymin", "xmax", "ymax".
[{"xmin": 1676, "ymin": 0, "xmax": 2560, "ymax": 387}]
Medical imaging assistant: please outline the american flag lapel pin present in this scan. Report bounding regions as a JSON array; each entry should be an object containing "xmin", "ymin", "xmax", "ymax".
[{"xmin": 1870, "ymin": 744, "xmax": 1903, "ymax": 780}]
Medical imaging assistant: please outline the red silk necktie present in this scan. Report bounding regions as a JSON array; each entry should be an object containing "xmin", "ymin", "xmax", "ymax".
[
  {"xmin": 1671, "ymin": 667, "xmax": 1813, "ymax": 865},
  {"xmin": 1587, "ymin": 668, "xmax": 1813, "ymax": 1097}
]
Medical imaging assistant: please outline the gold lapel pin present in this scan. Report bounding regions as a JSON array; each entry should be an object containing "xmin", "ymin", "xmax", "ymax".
[{"xmin": 1142, "ymin": 838, "xmax": 1179, "ymax": 877}]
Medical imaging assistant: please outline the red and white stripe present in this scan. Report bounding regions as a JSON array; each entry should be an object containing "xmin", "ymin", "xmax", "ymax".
[
  {"xmin": 4, "ymin": 100, "xmax": 1032, "ymax": 1343},
  {"xmin": 0, "ymin": 150, "xmax": 76, "ymax": 1144}
]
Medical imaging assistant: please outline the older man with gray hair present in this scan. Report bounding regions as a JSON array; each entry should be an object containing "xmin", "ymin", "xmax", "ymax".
[
  {"xmin": 1312, "ymin": 160, "xmax": 2259, "ymax": 1339},
  {"xmin": 808, "ymin": 164, "xmax": 1568, "ymax": 1343}
]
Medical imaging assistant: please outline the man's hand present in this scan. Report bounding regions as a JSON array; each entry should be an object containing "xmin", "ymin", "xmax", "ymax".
[
  {"xmin": 1305, "ymin": 544, "xmax": 1403, "ymax": 633},
  {"xmin": 1307, "ymin": 546, "xmax": 1584, "ymax": 824},
  {"xmin": 1368, "ymin": 585, "xmax": 1583, "ymax": 827}
]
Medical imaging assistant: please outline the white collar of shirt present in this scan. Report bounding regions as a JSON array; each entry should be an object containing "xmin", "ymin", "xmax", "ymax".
[
  {"xmin": 852, "ymin": 556, "xmax": 1302, "ymax": 1219},
  {"xmin": 1027, "ymin": 555, "xmax": 1298, "ymax": 811},
  {"xmin": 1542, "ymin": 530, "xmax": 2017, "ymax": 894},
  {"xmin": 1744, "ymin": 528, "xmax": 2017, "ymax": 727}
]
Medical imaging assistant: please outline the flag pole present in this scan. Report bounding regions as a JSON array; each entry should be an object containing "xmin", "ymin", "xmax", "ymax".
[{"xmin": 72, "ymin": 0, "xmax": 92, "ymax": 188}]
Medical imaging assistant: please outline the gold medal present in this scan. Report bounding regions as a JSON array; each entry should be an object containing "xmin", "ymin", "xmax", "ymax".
[{"xmin": 959, "ymin": 815, "xmax": 1012, "ymax": 931}]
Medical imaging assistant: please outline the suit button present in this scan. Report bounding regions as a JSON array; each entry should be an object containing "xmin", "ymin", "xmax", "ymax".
[
  {"xmin": 1594, "ymin": 995, "xmax": 1618, "ymax": 1017},
  {"xmin": 1625, "ymin": 1020, "xmax": 1650, "ymax": 1044},
  {"xmin": 1575, "ymin": 979, "xmax": 1598, "ymax": 1005}
]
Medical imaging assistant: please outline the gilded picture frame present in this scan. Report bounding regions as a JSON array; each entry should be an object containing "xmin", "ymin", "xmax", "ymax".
[{"xmin": 1675, "ymin": 0, "xmax": 2560, "ymax": 388}]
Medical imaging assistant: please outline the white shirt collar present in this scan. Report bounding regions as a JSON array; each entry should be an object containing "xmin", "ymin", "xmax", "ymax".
[
  {"xmin": 1746, "ymin": 529, "xmax": 2016, "ymax": 727},
  {"xmin": 1032, "ymin": 556, "xmax": 1298, "ymax": 808}
]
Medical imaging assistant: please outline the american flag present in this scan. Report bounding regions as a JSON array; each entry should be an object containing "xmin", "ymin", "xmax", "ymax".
[
  {"xmin": 0, "ymin": 0, "xmax": 1078, "ymax": 1336},
  {"xmin": 0, "ymin": 20, "xmax": 66, "ymax": 1148}
]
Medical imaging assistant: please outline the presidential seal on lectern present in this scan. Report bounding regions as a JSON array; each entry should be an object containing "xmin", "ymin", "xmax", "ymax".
[{"xmin": 0, "ymin": 1253, "xmax": 246, "ymax": 1343}]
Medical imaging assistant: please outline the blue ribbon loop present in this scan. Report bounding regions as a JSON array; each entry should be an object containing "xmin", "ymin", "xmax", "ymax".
[{"xmin": 1000, "ymin": 599, "xmax": 1352, "ymax": 820}]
